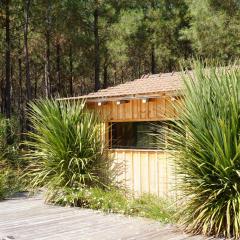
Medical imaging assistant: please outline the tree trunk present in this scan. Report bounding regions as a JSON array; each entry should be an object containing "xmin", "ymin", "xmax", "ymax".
[
  {"xmin": 114, "ymin": 67, "xmax": 117, "ymax": 85},
  {"xmin": 1, "ymin": 67, "xmax": 4, "ymax": 114},
  {"xmin": 34, "ymin": 69, "xmax": 38, "ymax": 98},
  {"xmin": 44, "ymin": 32, "xmax": 51, "ymax": 98},
  {"xmin": 69, "ymin": 45, "xmax": 73, "ymax": 96},
  {"xmin": 18, "ymin": 44, "xmax": 25, "ymax": 134},
  {"xmin": 56, "ymin": 40, "xmax": 61, "ymax": 95},
  {"xmin": 24, "ymin": 0, "xmax": 31, "ymax": 101},
  {"xmin": 150, "ymin": 1, "xmax": 156, "ymax": 74},
  {"xmin": 103, "ymin": 63, "xmax": 108, "ymax": 89},
  {"xmin": 4, "ymin": 0, "xmax": 11, "ymax": 118},
  {"xmin": 44, "ymin": 0, "xmax": 51, "ymax": 98},
  {"xmin": 18, "ymin": 36, "xmax": 23, "ymax": 111},
  {"xmin": 151, "ymin": 43, "xmax": 156, "ymax": 74},
  {"xmin": 121, "ymin": 67, "xmax": 124, "ymax": 83},
  {"xmin": 94, "ymin": 1, "xmax": 100, "ymax": 92}
]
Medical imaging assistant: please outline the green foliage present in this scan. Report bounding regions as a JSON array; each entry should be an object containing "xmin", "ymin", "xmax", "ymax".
[
  {"xmin": 169, "ymin": 63, "xmax": 240, "ymax": 238},
  {"xmin": 0, "ymin": 115, "xmax": 25, "ymax": 200},
  {"xmin": 132, "ymin": 194, "xmax": 176, "ymax": 223},
  {"xmin": 47, "ymin": 187, "xmax": 129, "ymax": 214},
  {"xmin": 0, "ymin": 115, "xmax": 20, "ymax": 167},
  {"xmin": 182, "ymin": 0, "xmax": 240, "ymax": 61},
  {"xmin": 108, "ymin": 0, "xmax": 190, "ymax": 74},
  {"xmin": 46, "ymin": 186, "xmax": 175, "ymax": 223},
  {"xmin": 0, "ymin": 169, "xmax": 23, "ymax": 200},
  {"xmin": 25, "ymin": 99, "xmax": 110, "ymax": 192}
]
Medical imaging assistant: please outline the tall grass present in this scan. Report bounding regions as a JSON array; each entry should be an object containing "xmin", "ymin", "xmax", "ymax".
[
  {"xmin": 169, "ymin": 63, "xmax": 240, "ymax": 238},
  {"xmin": 0, "ymin": 169, "xmax": 23, "ymax": 200},
  {"xmin": 47, "ymin": 186, "xmax": 175, "ymax": 223},
  {"xmin": 25, "ymin": 99, "xmax": 110, "ymax": 196},
  {"xmin": 0, "ymin": 116, "xmax": 20, "ymax": 167},
  {"xmin": 0, "ymin": 115, "xmax": 24, "ymax": 199}
]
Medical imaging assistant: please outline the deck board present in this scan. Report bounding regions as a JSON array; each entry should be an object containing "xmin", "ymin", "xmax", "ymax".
[{"xmin": 0, "ymin": 196, "xmax": 214, "ymax": 240}]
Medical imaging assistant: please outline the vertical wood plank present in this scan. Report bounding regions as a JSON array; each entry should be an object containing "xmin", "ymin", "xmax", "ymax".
[
  {"xmin": 119, "ymin": 102, "xmax": 125, "ymax": 120},
  {"xmin": 116, "ymin": 151, "xmax": 125, "ymax": 188},
  {"xmin": 158, "ymin": 151, "xmax": 168, "ymax": 197},
  {"xmin": 125, "ymin": 151, "xmax": 133, "ymax": 192},
  {"xmin": 166, "ymin": 154, "xmax": 176, "ymax": 198},
  {"xmin": 140, "ymin": 101, "xmax": 147, "ymax": 119},
  {"xmin": 140, "ymin": 152, "xmax": 149, "ymax": 193},
  {"xmin": 132, "ymin": 99, "xmax": 139, "ymax": 119},
  {"xmin": 133, "ymin": 151, "xmax": 141, "ymax": 194},
  {"xmin": 111, "ymin": 101, "xmax": 117, "ymax": 120},
  {"xmin": 125, "ymin": 101, "xmax": 132, "ymax": 120},
  {"xmin": 148, "ymin": 99, "xmax": 156, "ymax": 119},
  {"xmin": 156, "ymin": 97, "xmax": 166, "ymax": 119},
  {"xmin": 165, "ymin": 97, "xmax": 175, "ymax": 119},
  {"xmin": 104, "ymin": 102, "xmax": 111, "ymax": 120},
  {"xmin": 116, "ymin": 103, "xmax": 120, "ymax": 120},
  {"xmin": 149, "ymin": 152, "xmax": 158, "ymax": 196},
  {"xmin": 131, "ymin": 151, "xmax": 135, "ymax": 193},
  {"xmin": 104, "ymin": 122, "xmax": 109, "ymax": 148}
]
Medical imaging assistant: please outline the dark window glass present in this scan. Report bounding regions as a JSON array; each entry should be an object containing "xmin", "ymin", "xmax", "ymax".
[{"xmin": 109, "ymin": 121, "xmax": 170, "ymax": 149}]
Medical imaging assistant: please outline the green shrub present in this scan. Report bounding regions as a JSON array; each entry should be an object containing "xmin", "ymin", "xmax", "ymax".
[
  {"xmin": 0, "ymin": 171, "xmax": 9, "ymax": 200},
  {"xmin": 25, "ymin": 99, "xmax": 111, "ymax": 192},
  {"xmin": 47, "ymin": 187, "xmax": 129, "ymax": 213},
  {"xmin": 169, "ymin": 63, "xmax": 240, "ymax": 238},
  {"xmin": 47, "ymin": 187, "xmax": 175, "ymax": 223},
  {"xmin": 87, "ymin": 188, "xmax": 130, "ymax": 214},
  {"xmin": 0, "ymin": 115, "xmax": 20, "ymax": 168},
  {"xmin": 0, "ymin": 169, "xmax": 23, "ymax": 200},
  {"xmin": 131, "ymin": 194, "xmax": 176, "ymax": 223},
  {"xmin": 46, "ymin": 186, "xmax": 90, "ymax": 207},
  {"xmin": 0, "ymin": 115, "xmax": 25, "ymax": 200}
]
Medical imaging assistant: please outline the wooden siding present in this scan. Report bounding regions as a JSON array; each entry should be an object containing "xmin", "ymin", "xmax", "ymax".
[
  {"xmin": 87, "ymin": 96, "xmax": 180, "ymax": 198},
  {"xmin": 110, "ymin": 150, "xmax": 177, "ymax": 198},
  {"xmin": 88, "ymin": 96, "xmax": 180, "ymax": 121}
]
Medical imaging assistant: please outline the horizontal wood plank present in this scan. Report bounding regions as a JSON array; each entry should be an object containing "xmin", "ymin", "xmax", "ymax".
[{"xmin": 0, "ymin": 196, "xmax": 211, "ymax": 240}]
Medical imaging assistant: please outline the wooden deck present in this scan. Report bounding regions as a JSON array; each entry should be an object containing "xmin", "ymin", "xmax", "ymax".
[{"xmin": 0, "ymin": 195, "xmax": 214, "ymax": 240}]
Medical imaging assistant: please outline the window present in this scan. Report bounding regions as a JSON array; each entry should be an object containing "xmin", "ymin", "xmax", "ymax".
[{"xmin": 109, "ymin": 121, "xmax": 171, "ymax": 150}]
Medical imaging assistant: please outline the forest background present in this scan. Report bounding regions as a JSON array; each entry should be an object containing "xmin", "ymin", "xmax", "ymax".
[{"xmin": 1, "ymin": 0, "xmax": 240, "ymax": 129}]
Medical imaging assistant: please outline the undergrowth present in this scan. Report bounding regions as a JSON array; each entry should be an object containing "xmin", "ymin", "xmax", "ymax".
[{"xmin": 46, "ymin": 187, "xmax": 176, "ymax": 223}]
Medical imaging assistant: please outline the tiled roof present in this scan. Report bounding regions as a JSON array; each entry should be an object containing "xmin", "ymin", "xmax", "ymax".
[
  {"xmin": 59, "ymin": 66, "xmax": 240, "ymax": 101},
  {"xmin": 63, "ymin": 71, "xmax": 186, "ymax": 100}
]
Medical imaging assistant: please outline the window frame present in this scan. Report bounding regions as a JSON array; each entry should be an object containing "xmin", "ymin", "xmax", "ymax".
[{"xmin": 108, "ymin": 120, "xmax": 171, "ymax": 150}]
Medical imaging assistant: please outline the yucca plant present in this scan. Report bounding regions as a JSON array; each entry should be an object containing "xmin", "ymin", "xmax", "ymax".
[
  {"xmin": 168, "ymin": 63, "xmax": 240, "ymax": 238},
  {"xmin": 25, "ymin": 99, "xmax": 109, "ymax": 196}
]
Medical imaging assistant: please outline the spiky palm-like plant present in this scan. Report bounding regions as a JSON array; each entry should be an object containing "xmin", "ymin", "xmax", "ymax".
[
  {"xmin": 169, "ymin": 63, "xmax": 240, "ymax": 238},
  {"xmin": 25, "ymin": 99, "xmax": 108, "ymax": 193}
]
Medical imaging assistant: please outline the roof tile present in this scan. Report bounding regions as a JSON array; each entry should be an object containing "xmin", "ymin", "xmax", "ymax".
[{"xmin": 81, "ymin": 71, "xmax": 184, "ymax": 99}]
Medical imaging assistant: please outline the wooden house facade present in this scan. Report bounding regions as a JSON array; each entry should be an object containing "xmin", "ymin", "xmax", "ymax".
[{"xmin": 63, "ymin": 72, "xmax": 184, "ymax": 198}]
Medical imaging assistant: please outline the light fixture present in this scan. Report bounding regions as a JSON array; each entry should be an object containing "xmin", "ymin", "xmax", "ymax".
[
  {"xmin": 116, "ymin": 100, "xmax": 129, "ymax": 105},
  {"xmin": 97, "ymin": 101, "xmax": 107, "ymax": 106},
  {"xmin": 142, "ymin": 98, "xmax": 149, "ymax": 103}
]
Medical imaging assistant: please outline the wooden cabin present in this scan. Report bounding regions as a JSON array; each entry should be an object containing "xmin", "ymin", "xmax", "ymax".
[{"xmin": 63, "ymin": 72, "xmax": 184, "ymax": 198}]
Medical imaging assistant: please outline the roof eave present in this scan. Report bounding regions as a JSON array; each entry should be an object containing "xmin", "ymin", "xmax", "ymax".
[{"xmin": 57, "ymin": 89, "xmax": 183, "ymax": 102}]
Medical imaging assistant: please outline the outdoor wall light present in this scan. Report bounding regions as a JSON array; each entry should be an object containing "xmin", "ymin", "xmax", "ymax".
[
  {"xmin": 142, "ymin": 98, "xmax": 149, "ymax": 103},
  {"xmin": 97, "ymin": 101, "xmax": 107, "ymax": 106},
  {"xmin": 116, "ymin": 100, "xmax": 129, "ymax": 105}
]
